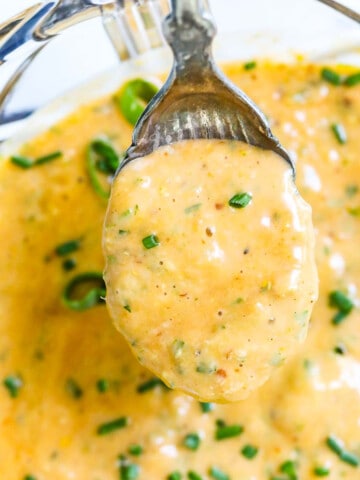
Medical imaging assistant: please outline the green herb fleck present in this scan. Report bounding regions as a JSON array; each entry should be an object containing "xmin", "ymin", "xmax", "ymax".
[
  {"xmin": 326, "ymin": 435, "xmax": 360, "ymax": 467},
  {"xmin": 3, "ymin": 375, "xmax": 23, "ymax": 398},
  {"xmin": 168, "ymin": 472, "xmax": 182, "ymax": 480},
  {"xmin": 97, "ymin": 416, "xmax": 128, "ymax": 435},
  {"xmin": 334, "ymin": 343, "xmax": 347, "ymax": 355},
  {"xmin": 321, "ymin": 68, "xmax": 342, "ymax": 86},
  {"xmin": 196, "ymin": 361, "xmax": 217, "ymax": 374},
  {"xmin": 65, "ymin": 378, "xmax": 83, "ymax": 399},
  {"xmin": 345, "ymin": 184, "xmax": 358, "ymax": 197},
  {"xmin": 200, "ymin": 402, "xmax": 214, "ymax": 413},
  {"xmin": 209, "ymin": 466, "xmax": 229, "ymax": 480},
  {"xmin": 35, "ymin": 150, "xmax": 62, "ymax": 165},
  {"xmin": 329, "ymin": 290, "xmax": 354, "ymax": 325},
  {"xmin": 344, "ymin": 72, "xmax": 360, "ymax": 87},
  {"xmin": 55, "ymin": 239, "xmax": 80, "ymax": 256},
  {"xmin": 187, "ymin": 472, "xmax": 203, "ymax": 480},
  {"xmin": 280, "ymin": 459, "xmax": 298, "ymax": 479},
  {"xmin": 241, "ymin": 444, "xmax": 258, "ymax": 459},
  {"xmin": 228, "ymin": 192, "xmax": 252, "ymax": 209},
  {"xmin": 96, "ymin": 378, "xmax": 109, "ymax": 393},
  {"xmin": 244, "ymin": 61, "xmax": 257, "ymax": 71},
  {"xmin": 184, "ymin": 203, "xmax": 202, "ymax": 214},
  {"xmin": 119, "ymin": 458, "xmax": 140, "ymax": 480},
  {"xmin": 142, "ymin": 234, "xmax": 160, "ymax": 249},
  {"xmin": 10, "ymin": 151, "xmax": 62, "ymax": 169},
  {"xmin": 137, "ymin": 377, "xmax": 167, "ymax": 393},
  {"xmin": 172, "ymin": 339, "xmax": 185, "ymax": 358},
  {"xmin": 313, "ymin": 466, "xmax": 330, "ymax": 476},
  {"xmin": 128, "ymin": 444, "xmax": 143, "ymax": 456},
  {"xmin": 123, "ymin": 304, "xmax": 132, "ymax": 313},
  {"xmin": 183, "ymin": 433, "xmax": 201, "ymax": 451},
  {"xmin": 215, "ymin": 422, "xmax": 244, "ymax": 440},
  {"xmin": 24, "ymin": 476, "xmax": 37, "ymax": 480},
  {"xmin": 119, "ymin": 229, "xmax": 129, "ymax": 236},
  {"xmin": 10, "ymin": 156, "xmax": 33, "ymax": 169},
  {"xmin": 331, "ymin": 123, "xmax": 347, "ymax": 144},
  {"xmin": 62, "ymin": 258, "xmax": 77, "ymax": 271}
]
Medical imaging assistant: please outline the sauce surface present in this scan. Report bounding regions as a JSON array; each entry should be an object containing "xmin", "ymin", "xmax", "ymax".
[
  {"xmin": 104, "ymin": 140, "xmax": 317, "ymax": 402},
  {"xmin": 0, "ymin": 62, "xmax": 360, "ymax": 479}
]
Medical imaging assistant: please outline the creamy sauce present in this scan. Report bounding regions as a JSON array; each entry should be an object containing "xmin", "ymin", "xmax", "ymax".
[
  {"xmin": 0, "ymin": 62, "xmax": 360, "ymax": 479},
  {"xmin": 104, "ymin": 140, "xmax": 318, "ymax": 402}
]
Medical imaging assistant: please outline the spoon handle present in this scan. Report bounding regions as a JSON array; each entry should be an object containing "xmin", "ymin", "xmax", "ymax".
[{"xmin": 316, "ymin": 0, "xmax": 360, "ymax": 23}]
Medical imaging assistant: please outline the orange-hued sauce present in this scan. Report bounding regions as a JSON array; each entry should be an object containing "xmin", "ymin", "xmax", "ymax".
[
  {"xmin": 0, "ymin": 62, "xmax": 360, "ymax": 479},
  {"xmin": 104, "ymin": 140, "xmax": 317, "ymax": 402}
]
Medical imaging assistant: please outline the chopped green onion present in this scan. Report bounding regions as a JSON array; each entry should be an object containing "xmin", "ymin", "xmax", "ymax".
[
  {"xmin": 329, "ymin": 290, "xmax": 354, "ymax": 325},
  {"xmin": 313, "ymin": 466, "xmax": 330, "ymax": 476},
  {"xmin": 86, "ymin": 138, "xmax": 122, "ymax": 199},
  {"xmin": 344, "ymin": 72, "xmax": 360, "ymax": 87},
  {"xmin": 62, "ymin": 272, "xmax": 106, "ymax": 311},
  {"xmin": 244, "ymin": 61, "xmax": 257, "ymax": 71},
  {"xmin": 331, "ymin": 123, "xmax": 347, "ymax": 144},
  {"xmin": 115, "ymin": 78, "xmax": 159, "ymax": 125},
  {"xmin": 187, "ymin": 471, "xmax": 203, "ymax": 480},
  {"xmin": 196, "ymin": 361, "xmax": 217, "ymax": 374},
  {"xmin": 24, "ymin": 476, "xmax": 37, "ymax": 480},
  {"xmin": 183, "ymin": 433, "xmax": 201, "ymax": 451},
  {"xmin": 241, "ymin": 444, "xmax": 258, "ymax": 459},
  {"xmin": 321, "ymin": 68, "xmax": 342, "ymax": 86},
  {"xmin": 65, "ymin": 378, "xmax": 83, "ymax": 399},
  {"xmin": 120, "ymin": 463, "xmax": 140, "ymax": 480},
  {"xmin": 333, "ymin": 343, "xmax": 347, "ymax": 355},
  {"xmin": 97, "ymin": 416, "xmax": 128, "ymax": 435},
  {"xmin": 119, "ymin": 229, "xmax": 129, "ymax": 236},
  {"xmin": 215, "ymin": 423, "xmax": 244, "ymax": 440},
  {"xmin": 96, "ymin": 378, "xmax": 109, "ymax": 393},
  {"xmin": 142, "ymin": 234, "xmax": 160, "ymax": 249},
  {"xmin": 62, "ymin": 258, "xmax": 77, "ymax": 271},
  {"xmin": 128, "ymin": 444, "xmax": 143, "ymax": 456},
  {"xmin": 280, "ymin": 460, "xmax": 298, "ymax": 479},
  {"xmin": 55, "ymin": 239, "xmax": 80, "ymax": 256},
  {"xmin": 184, "ymin": 203, "xmax": 202, "ymax": 214},
  {"xmin": 168, "ymin": 472, "xmax": 182, "ymax": 480},
  {"xmin": 123, "ymin": 304, "xmax": 132, "ymax": 313},
  {"xmin": 345, "ymin": 184, "xmax": 358, "ymax": 197},
  {"xmin": 209, "ymin": 466, "xmax": 229, "ymax": 480},
  {"xmin": 228, "ymin": 192, "xmax": 252, "ymax": 209},
  {"xmin": 137, "ymin": 377, "xmax": 167, "ymax": 393},
  {"xmin": 10, "ymin": 151, "xmax": 62, "ymax": 169},
  {"xmin": 200, "ymin": 402, "xmax": 214, "ymax": 413},
  {"xmin": 3, "ymin": 375, "xmax": 23, "ymax": 398},
  {"xmin": 326, "ymin": 435, "xmax": 360, "ymax": 467}
]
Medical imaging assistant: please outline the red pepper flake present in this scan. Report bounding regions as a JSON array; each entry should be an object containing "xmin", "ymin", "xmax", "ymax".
[{"xmin": 216, "ymin": 369, "xmax": 227, "ymax": 378}]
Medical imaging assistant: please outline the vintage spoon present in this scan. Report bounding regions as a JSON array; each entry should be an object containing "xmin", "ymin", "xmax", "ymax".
[{"xmin": 118, "ymin": 0, "xmax": 294, "ymax": 173}]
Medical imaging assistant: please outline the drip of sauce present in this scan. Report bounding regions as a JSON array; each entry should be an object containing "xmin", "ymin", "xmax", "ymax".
[{"xmin": 104, "ymin": 139, "xmax": 318, "ymax": 401}]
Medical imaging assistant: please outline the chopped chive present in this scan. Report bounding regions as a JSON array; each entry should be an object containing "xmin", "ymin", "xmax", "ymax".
[
  {"xmin": 62, "ymin": 272, "xmax": 106, "ymax": 311},
  {"xmin": 344, "ymin": 72, "xmax": 360, "ymax": 86},
  {"xmin": 123, "ymin": 304, "xmax": 132, "ymax": 313},
  {"xmin": 10, "ymin": 151, "xmax": 62, "ymax": 169},
  {"xmin": 184, "ymin": 203, "xmax": 202, "ymax": 214},
  {"xmin": 334, "ymin": 343, "xmax": 347, "ymax": 355},
  {"xmin": 183, "ymin": 433, "xmax": 201, "ymax": 451},
  {"xmin": 187, "ymin": 472, "xmax": 203, "ymax": 480},
  {"xmin": 120, "ymin": 463, "xmax": 140, "ymax": 480},
  {"xmin": 196, "ymin": 361, "xmax": 217, "ymax": 374},
  {"xmin": 280, "ymin": 460, "xmax": 298, "ymax": 479},
  {"xmin": 244, "ymin": 61, "xmax": 257, "ymax": 70},
  {"xmin": 96, "ymin": 378, "xmax": 109, "ymax": 393},
  {"xmin": 200, "ymin": 402, "xmax": 214, "ymax": 413},
  {"xmin": 137, "ymin": 377, "xmax": 167, "ymax": 393},
  {"xmin": 24, "ymin": 476, "xmax": 37, "ymax": 480},
  {"xmin": 55, "ymin": 239, "xmax": 80, "ymax": 256},
  {"xmin": 172, "ymin": 339, "xmax": 185, "ymax": 358},
  {"xmin": 119, "ymin": 229, "xmax": 129, "ymax": 236},
  {"xmin": 228, "ymin": 192, "xmax": 252, "ymax": 209},
  {"xmin": 329, "ymin": 290, "xmax": 354, "ymax": 325},
  {"xmin": 347, "ymin": 207, "xmax": 360, "ymax": 217},
  {"xmin": 331, "ymin": 123, "xmax": 347, "ymax": 144},
  {"xmin": 168, "ymin": 472, "xmax": 182, "ymax": 480},
  {"xmin": 3, "ymin": 375, "xmax": 23, "ymax": 398},
  {"xmin": 345, "ymin": 184, "xmax": 358, "ymax": 197},
  {"xmin": 209, "ymin": 466, "xmax": 229, "ymax": 480},
  {"xmin": 326, "ymin": 435, "xmax": 360, "ymax": 467},
  {"xmin": 215, "ymin": 423, "xmax": 244, "ymax": 440},
  {"xmin": 97, "ymin": 416, "xmax": 128, "ymax": 435},
  {"xmin": 128, "ymin": 444, "xmax": 143, "ymax": 456},
  {"xmin": 241, "ymin": 444, "xmax": 258, "ymax": 459},
  {"xmin": 34, "ymin": 150, "xmax": 62, "ymax": 165},
  {"xmin": 142, "ymin": 234, "xmax": 159, "ymax": 249},
  {"xmin": 314, "ymin": 466, "xmax": 330, "ymax": 476},
  {"xmin": 62, "ymin": 258, "xmax": 77, "ymax": 271},
  {"xmin": 321, "ymin": 68, "xmax": 342, "ymax": 86},
  {"xmin": 10, "ymin": 156, "xmax": 33, "ymax": 169}
]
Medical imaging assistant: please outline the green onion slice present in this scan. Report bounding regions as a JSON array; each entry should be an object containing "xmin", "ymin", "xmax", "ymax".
[
  {"xmin": 228, "ymin": 192, "xmax": 252, "ymax": 209},
  {"xmin": 142, "ymin": 234, "xmax": 160, "ymax": 249},
  {"xmin": 115, "ymin": 78, "xmax": 159, "ymax": 125},
  {"xmin": 97, "ymin": 416, "xmax": 129, "ymax": 435},
  {"xmin": 344, "ymin": 72, "xmax": 360, "ymax": 87},
  {"xmin": 321, "ymin": 68, "xmax": 342, "ymax": 86},
  {"xmin": 62, "ymin": 272, "xmax": 106, "ymax": 311},
  {"xmin": 10, "ymin": 150, "xmax": 62, "ymax": 169},
  {"xmin": 331, "ymin": 123, "xmax": 347, "ymax": 145},
  {"xmin": 86, "ymin": 138, "xmax": 123, "ymax": 199}
]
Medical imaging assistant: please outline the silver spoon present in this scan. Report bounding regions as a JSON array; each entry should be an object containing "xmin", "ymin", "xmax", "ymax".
[{"xmin": 118, "ymin": 0, "xmax": 294, "ymax": 173}]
